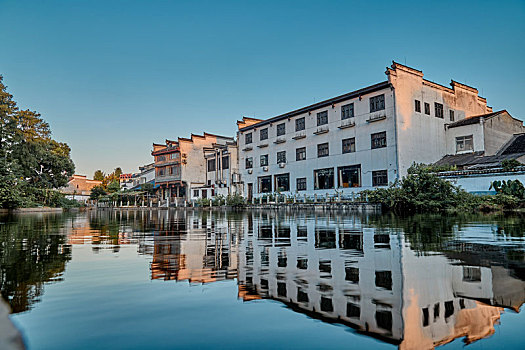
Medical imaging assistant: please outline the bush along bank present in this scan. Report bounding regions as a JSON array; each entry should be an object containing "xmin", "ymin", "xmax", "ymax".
[{"xmin": 360, "ymin": 164, "xmax": 525, "ymax": 214}]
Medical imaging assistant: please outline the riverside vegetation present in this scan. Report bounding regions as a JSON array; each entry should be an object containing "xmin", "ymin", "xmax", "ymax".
[{"xmin": 0, "ymin": 76, "xmax": 76, "ymax": 209}]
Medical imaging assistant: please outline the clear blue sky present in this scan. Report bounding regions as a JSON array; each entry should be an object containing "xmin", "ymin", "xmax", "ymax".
[{"xmin": 1, "ymin": 0, "xmax": 524, "ymax": 176}]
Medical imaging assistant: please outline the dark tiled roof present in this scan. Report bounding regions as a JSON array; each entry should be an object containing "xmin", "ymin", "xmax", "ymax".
[
  {"xmin": 435, "ymin": 151, "xmax": 525, "ymax": 168},
  {"xmin": 447, "ymin": 110, "xmax": 505, "ymax": 129},
  {"xmin": 239, "ymin": 81, "xmax": 391, "ymax": 132},
  {"xmin": 501, "ymin": 133, "xmax": 525, "ymax": 155}
]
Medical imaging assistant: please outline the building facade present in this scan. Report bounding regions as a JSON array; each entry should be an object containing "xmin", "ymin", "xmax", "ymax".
[
  {"xmin": 236, "ymin": 62, "xmax": 524, "ymax": 199},
  {"xmin": 152, "ymin": 133, "xmax": 235, "ymax": 206},
  {"xmin": 61, "ymin": 175, "xmax": 102, "ymax": 202}
]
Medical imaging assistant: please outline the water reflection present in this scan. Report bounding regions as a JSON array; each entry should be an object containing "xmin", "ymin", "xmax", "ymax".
[{"xmin": 1, "ymin": 210, "xmax": 523, "ymax": 349}]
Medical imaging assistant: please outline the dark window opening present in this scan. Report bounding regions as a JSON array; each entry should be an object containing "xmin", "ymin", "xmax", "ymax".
[
  {"xmin": 260, "ymin": 128, "xmax": 268, "ymax": 141},
  {"xmin": 424, "ymin": 102, "xmax": 430, "ymax": 115},
  {"xmin": 317, "ymin": 111, "xmax": 328, "ymax": 126},
  {"xmin": 338, "ymin": 165, "xmax": 361, "ymax": 188},
  {"xmin": 277, "ymin": 151, "xmax": 286, "ymax": 164},
  {"xmin": 376, "ymin": 310, "xmax": 392, "ymax": 331},
  {"xmin": 345, "ymin": 267, "xmax": 359, "ymax": 283},
  {"xmin": 320, "ymin": 297, "xmax": 333, "ymax": 312},
  {"xmin": 245, "ymin": 157, "xmax": 253, "ymax": 169},
  {"xmin": 274, "ymin": 173, "xmax": 290, "ymax": 192},
  {"xmin": 296, "ymin": 147, "xmax": 306, "ymax": 161},
  {"xmin": 317, "ymin": 143, "xmax": 329, "ymax": 157},
  {"xmin": 258, "ymin": 176, "xmax": 271, "ymax": 193},
  {"xmin": 295, "ymin": 117, "xmax": 305, "ymax": 131},
  {"xmin": 445, "ymin": 301, "xmax": 454, "ymax": 319},
  {"xmin": 375, "ymin": 271, "xmax": 392, "ymax": 290},
  {"xmin": 342, "ymin": 138, "xmax": 355, "ymax": 154},
  {"xmin": 314, "ymin": 168, "xmax": 334, "ymax": 189},
  {"xmin": 435, "ymin": 103, "xmax": 444, "ymax": 118},
  {"xmin": 245, "ymin": 133, "xmax": 252, "ymax": 144},
  {"xmin": 297, "ymin": 288, "xmax": 309, "ymax": 303},
  {"xmin": 370, "ymin": 94, "xmax": 385, "ymax": 112},
  {"xmin": 422, "ymin": 308, "xmax": 429, "ymax": 327},
  {"xmin": 260, "ymin": 154, "xmax": 268, "ymax": 167},
  {"xmin": 297, "ymin": 258, "xmax": 308, "ymax": 269},
  {"xmin": 372, "ymin": 170, "xmax": 388, "ymax": 187},
  {"xmin": 296, "ymin": 177, "xmax": 307, "ymax": 191},
  {"xmin": 342, "ymin": 103, "xmax": 354, "ymax": 119},
  {"xmin": 315, "ymin": 229, "xmax": 336, "ymax": 249},
  {"xmin": 207, "ymin": 159, "xmax": 216, "ymax": 172},
  {"xmin": 277, "ymin": 123, "xmax": 286, "ymax": 136},
  {"xmin": 371, "ymin": 131, "xmax": 387, "ymax": 149},
  {"xmin": 415, "ymin": 100, "xmax": 421, "ymax": 112},
  {"xmin": 347, "ymin": 303, "xmax": 360, "ymax": 319},
  {"xmin": 277, "ymin": 282, "xmax": 287, "ymax": 297}
]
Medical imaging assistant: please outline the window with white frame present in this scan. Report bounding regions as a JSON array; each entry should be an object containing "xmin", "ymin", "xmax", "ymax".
[
  {"xmin": 260, "ymin": 128, "xmax": 268, "ymax": 141},
  {"xmin": 295, "ymin": 117, "xmax": 305, "ymax": 131},
  {"xmin": 456, "ymin": 135, "xmax": 473, "ymax": 153},
  {"xmin": 317, "ymin": 111, "xmax": 328, "ymax": 126},
  {"xmin": 245, "ymin": 157, "xmax": 253, "ymax": 169},
  {"xmin": 277, "ymin": 151, "xmax": 286, "ymax": 164},
  {"xmin": 260, "ymin": 154, "xmax": 268, "ymax": 167},
  {"xmin": 245, "ymin": 133, "xmax": 252, "ymax": 144},
  {"xmin": 277, "ymin": 123, "xmax": 286, "ymax": 136}
]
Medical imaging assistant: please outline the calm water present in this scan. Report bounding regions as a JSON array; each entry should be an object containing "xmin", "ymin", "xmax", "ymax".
[{"xmin": 1, "ymin": 209, "xmax": 524, "ymax": 349}]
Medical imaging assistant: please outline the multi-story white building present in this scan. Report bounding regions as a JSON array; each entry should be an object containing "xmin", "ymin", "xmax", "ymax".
[
  {"xmin": 236, "ymin": 62, "xmax": 524, "ymax": 199},
  {"xmin": 131, "ymin": 163, "xmax": 155, "ymax": 189}
]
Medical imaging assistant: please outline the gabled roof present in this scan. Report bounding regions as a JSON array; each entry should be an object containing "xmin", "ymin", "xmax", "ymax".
[
  {"xmin": 500, "ymin": 133, "xmax": 525, "ymax": 155},
  {"xmin": 447, "ymin": 110, "xmax": 506, "ymax": 128}
]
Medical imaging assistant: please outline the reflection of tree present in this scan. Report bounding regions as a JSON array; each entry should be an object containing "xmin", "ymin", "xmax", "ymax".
[{"xmin": 0, "ymin": 214, "xmax": 72, "ymax": 313}]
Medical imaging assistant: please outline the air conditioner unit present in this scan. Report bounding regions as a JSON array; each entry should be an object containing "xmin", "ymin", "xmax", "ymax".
[
  {"xmin": 263, "ymin": 166, "xmax": 269, "ymax": 172},
  {"xmin": 279, "ymin": 163, "xmax": 286, "ymax": 168},
  {"xmin": 247, "ymin": 169, "xmax": 253, "ymax": 174}
]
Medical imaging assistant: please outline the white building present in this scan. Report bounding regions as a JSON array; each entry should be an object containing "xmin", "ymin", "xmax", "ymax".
[
  {"xmin": 152, "ymin": 133, "xmax": 235, "ymax": 206},
  {"xmin": 236, "ymin": 62, "xmax": 524, "ymax": 199},
  {"xmin": 131, "ymin": 163, "xmax": 155, "ymax": 189},
  {"xmin": 190, "ymin": 139, "xmax": 241, "ymax": 201}
]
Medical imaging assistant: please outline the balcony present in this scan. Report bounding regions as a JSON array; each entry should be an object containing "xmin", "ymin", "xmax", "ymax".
[
  {"xmin": 292, "ymin": 132, "xmax": 306, "ymax": 140},
  {"xmin": 242, "ymin": 146, "xmax": 253, "ymax": 151},
  {"xmin": 338, "ymin": 119, "xmax": 355, "ymax": 129},
  {"xmin": 366, "ymin": 114, "xmax": 387, "ymax": 123},
  {"xmin": 274, "ymin": 137, "xmax": 286, "ymax": 144},
  {"xmin": 257, "ymin": 143, "xmax": 269, "ymax": 148},
  {"xmin": 313, "ymin": 126, "xmax": 329, "ymax": 135}
]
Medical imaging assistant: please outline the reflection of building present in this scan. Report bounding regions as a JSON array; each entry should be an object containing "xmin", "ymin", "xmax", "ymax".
[
  {"xmin": 236, "ymin": 214, "xmax": 524, "ymax": 349},
  {"xmin": 61, "ymin": 174, "xmax": 102, "ymax": 202},
  {"xmin": 146, "ymin": 211, "xmax": 238, "ymax": 283}
]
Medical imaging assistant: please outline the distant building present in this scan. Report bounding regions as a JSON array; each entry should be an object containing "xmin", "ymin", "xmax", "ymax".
[
  {"xmin": 152, "ymin": 133, "xmax": 235, "ymax": 206},
  {"xmin": 119, "ymin": 173, "xmax": 133, "ymax": 190},
  {"xmin": 131, "ymin": 163, "xmax": 155, "ymax": 190},
  {"xmin": 236, "ymin": 62, "xmax": 525, "ymax": 199},
  {"xmin": 435, "ymin": 131, "xmax": 525, "ymax": 193},
  {"xmin": 61, "ymin": 175, "xmax": 102, "ymax": 202}
]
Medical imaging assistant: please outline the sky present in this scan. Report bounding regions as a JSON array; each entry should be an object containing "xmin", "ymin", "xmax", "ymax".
[{"xmin": 1, "ymin": 0, "xmax": 524, "ymax": 177}]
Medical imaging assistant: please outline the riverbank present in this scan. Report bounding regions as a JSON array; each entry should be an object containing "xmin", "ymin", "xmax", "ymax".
[
  {"xmin": 0, "ymin": 207, "xmax": 64, "ymax": 214},
  {"xmin": 96, "ymin": 202, "xmax": 381, "ymax": 213}
]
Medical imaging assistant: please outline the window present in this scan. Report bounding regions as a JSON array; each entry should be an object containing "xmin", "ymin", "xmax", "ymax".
[
  {"xmin": 435, "ymin": 103, "xmax": 443, "ymax": 118},
  {"xmin": 296, "ymin": 147, "xmax": 306, "ymax": 161},
  {"xmin": 445, "ymin": 301, "xmax": 454, "ymax": 319},
  {"xmin": 207, "ymin": 159, "xmax": 216, "ymax": 172},
  {"xmin": 258, "ymin": 176, "xmax": 271, "ymax": 193},
  {"xmin": 158, "ymin": 168, "xmax": 165, "ymax": 176},
  {"xmin": 449, "ymin": 110, "xmax": 455, "ymax": 122},
  {"xmin": 342, "ymin": 138, "xmax": 355, "ymax": 153},
  {"xmin": 345, "ymin": 267, "xmax": 359, "ymax": 283},
  {"xmin": 297, "ymin": 258, "xmax": 308, "ymax": 269},
  {"xmin": 456, "ymin": 135, "xmax": 473, "ymax": 153},
  {"xmin": 317, "ymin": 143, "xmax": 329, "ymax": 157},
  {"xmin": 347, "ymin": 303, "xmax": 360, "ymax": 319},
  {"xmin": 320, "ymin": 297, "xmax": 333, "ymax": 312},
  {"xmin": 338, "ymin": 165, "xmax": 361, "ymax": 188},
  {"xmin": 297, "ymin": 288, "xmax": 309, "ymax": 303},
  {"xmin": 342, "ymin": 103, "xmax": 354, "ymax": 119},
  {"xmin": 222, "ymin": 155, "xmax": 229, "ymax": 169},
  {"xmin": 314, "ymin": 168, "xmax": 334, "ymax": 189},
  {"xmin": 463, "ymin": 266, "xmax": 481, "ymax": 282},
  {"xmin": 317, "ymin": 111, "xmax": 328, "ymax": 126},
  {"xmin": 245, "ymin": 157, "xmax": 253, "ymax": 169},
  {"xmin": 245, "ymin": 133, "xmax": 252, "ymax": 144},
  {"xmin": 277, "ymin": 151, "xmax": 286, "ymax": 164},
  {"xmin": 277, "ymin": 123, "xmax": 286, "ymax": 136},
  {"xmin": 275, "ymin": 173, "xmax": 290, "ymax": 191},
  {"xmin": 296, "ymin": 177, "xmax": 307, "ymax": 191},
  {"xmin": 370, "ymin": 94, "xmax": 385, "ymax": 112},
  {"xmin": 375, "ymin": 270, "xmax": 392, "ymax": 290},
  {"xmin": 371, "ymin": 131, "xmax": 387, "ymax": 149},
  {"xmin": 169, "ymin": 153, "xmax": 179, "ymax": 160},
  {"xmin": 415, "ymin": 100, "xmax": 421, "ymax": 112},
  {"xmin": 260, "ymin": 128, "xmax": 268, "ymax": 141},
  {"xmin": 193, "ymin": 189, "xmax": 199, "ymax": 197},
  {"xmin": 202, "ymin": 189, "xmax": 207, "ymax": 198},
  {"xmin": 422, "ymin": 308, "xmax": 429, "ymax": 327},
  {"xmin": 156, "ymin": 155, "xmax": 166, "ymax": 162},
  {"xmin": 277, "ymin": 282, "xmax": 287, "ymax": 297},
  {"xmin": 372, "ymin": 170, "xmax": 388, "ymax": 186},
  {"xmin": 424, "ymin": 102, "xmax": 430, "ymax": 115},
  {"xmin": 376, "ymin": 310, "xmax": 393, "ymax": 331},
  {"xmin": 295, "ymin": 117, "xmax": 305, "ymax": 131},
  {"xmin": 260, "ymin": 154, "xmax": 268, "ymax": 167}
]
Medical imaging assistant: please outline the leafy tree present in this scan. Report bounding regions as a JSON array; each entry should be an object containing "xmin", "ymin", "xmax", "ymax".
[
  {"xmin": 93, "ymin": 170, "xmax": 105, "ymax": 181},
  {"xmin": 107, "ymin": 180, "xmax": 120, "ymax": 193},
  {"xmin": 90, "ymin": 185, "xmax": 107, "ymax": 200}
]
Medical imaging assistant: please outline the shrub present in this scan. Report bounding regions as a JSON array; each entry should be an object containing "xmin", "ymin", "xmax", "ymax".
[{"xmin": 226, "ymin": 193, "xmax": 245, "ymax": 207}]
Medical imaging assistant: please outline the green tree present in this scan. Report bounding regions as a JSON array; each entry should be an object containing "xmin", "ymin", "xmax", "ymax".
[
  {"xmin": 107, "ymin": 180, "xmax": 120, "ymax": 193},
  {"xmin": 90, "ymin": 185, "xmax": 107, "ymax": 200},
  {"xmin": 93, "ymin": 170, "xmax": 105, "ymax": 181}
]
